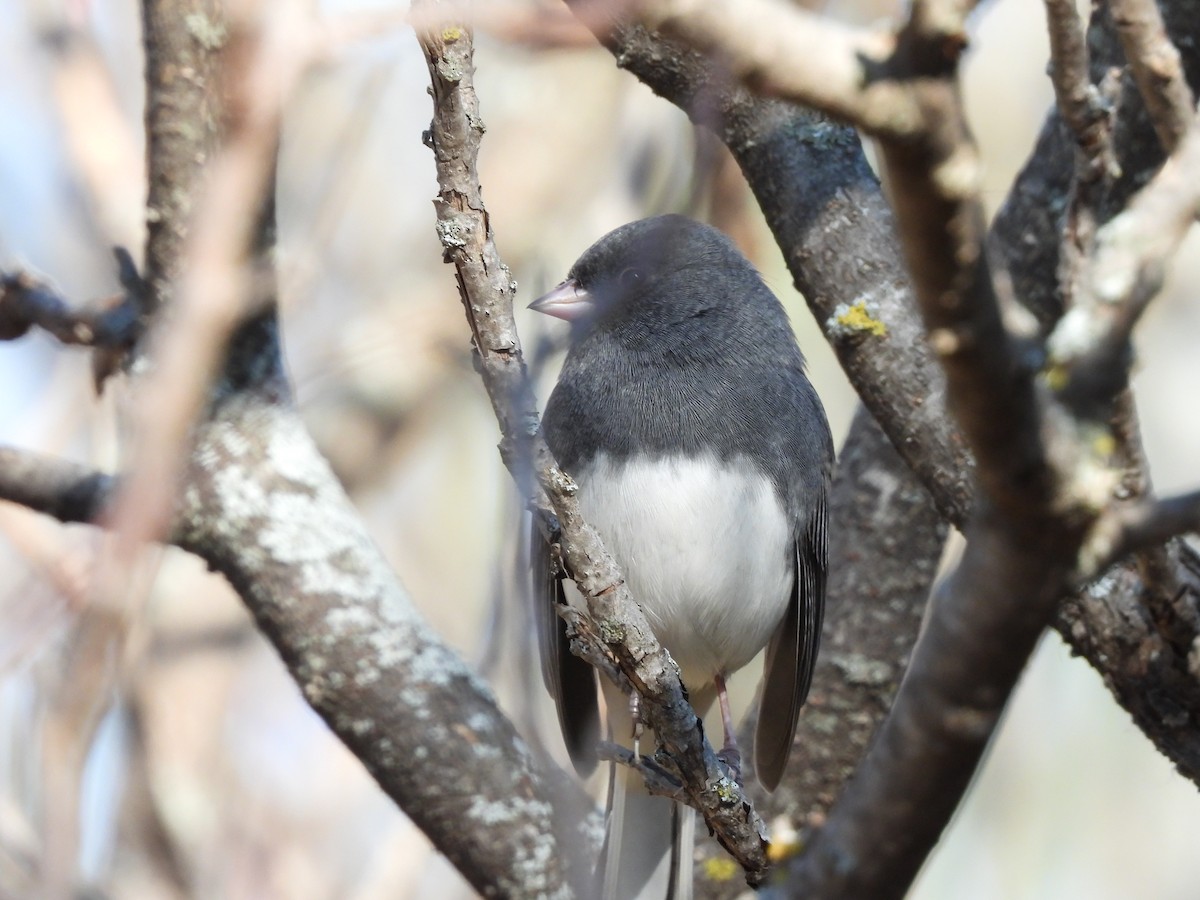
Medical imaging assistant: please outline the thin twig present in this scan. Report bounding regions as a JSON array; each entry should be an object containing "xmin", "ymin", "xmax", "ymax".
[
  {"xmin": 0, "ymin": 447, "xmax": 114, "ymax": 525},
  {"xmin": 1049, "ymin": 115, "xmax": 1200, "ymax": 406},
  {"xmin": 0, "ymin": 269, "xmax": 139, "ymax": 350},
  {"xmin": 1083, "ymin": 491, "xmax": 1200, "ymax": 577},
  {"xmin": 635, "ymin": 0, "xmax": 914, "ymax": 136},
  {"xmin": 1043, "ymin": 0, "xmax": 1117, "ymax": 178},
  {"xmin": 1110, "ymin": 0, "xmax": 1196, "ymax": 153}
]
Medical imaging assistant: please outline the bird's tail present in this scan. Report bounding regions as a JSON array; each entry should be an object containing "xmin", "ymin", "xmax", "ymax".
[{"xmin": 601, "ymin": 761, "xmax": 694, "ymax": 900}]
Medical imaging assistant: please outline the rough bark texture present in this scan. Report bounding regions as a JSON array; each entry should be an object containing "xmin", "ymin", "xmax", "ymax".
[
  {"xmin": 176, "ymin": 355, "xmax": 576, "ymax": 899},
  {"xmin": 140, "ymin": 0, "xmax": 224, "ymax": 318}
]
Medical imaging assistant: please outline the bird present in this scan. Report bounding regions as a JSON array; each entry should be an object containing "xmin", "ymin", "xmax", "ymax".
[{"xmin": 529, "ymin": 214, "xmax": 833, "ymax": 899}]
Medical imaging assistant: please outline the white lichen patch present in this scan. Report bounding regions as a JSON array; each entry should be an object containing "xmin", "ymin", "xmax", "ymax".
[{"xmin": 354, "ymin": 661, "xmax": 382, "ymax": 687}]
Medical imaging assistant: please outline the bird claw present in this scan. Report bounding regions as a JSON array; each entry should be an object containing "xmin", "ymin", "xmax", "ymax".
[{"xmin": 717, "ymin": 746, "xmax": 743, "ymax": 787}]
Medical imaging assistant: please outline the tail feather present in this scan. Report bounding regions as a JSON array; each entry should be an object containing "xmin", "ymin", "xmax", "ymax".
[
  {"xmin": 602, "ymin": 762, "xmax": 693, "ymax": 900},
  {"xmin": 600, "ymin": 681, "xmax": 706, "ymax": 899}
]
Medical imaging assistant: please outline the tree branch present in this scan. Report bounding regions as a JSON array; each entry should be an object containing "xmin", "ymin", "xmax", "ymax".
[
  {"xmin": 635, "ymin": 0, "xmax": 913, "ymax": 135},
  {"xmin": 1085, "ymin": 491, "xmax": 1200, "ymax": 575},
  {"xmin": 1110, "ymin": 0, "xmax": 1196, "ymax": 154},
  {"xmin": 0, "ymin": 448, "xmax": 114, "ymax": 525},
  {"xmin": 0, "ymin": 263, "xmax": 139, "ymax": 350},
  {"xmin": 1043, "ymin": 0, "xmax": 1117, "ymax": 179},
  {"xmin": 1049, "ymin": 114, "xmax": 1200, "ymax": 409}
]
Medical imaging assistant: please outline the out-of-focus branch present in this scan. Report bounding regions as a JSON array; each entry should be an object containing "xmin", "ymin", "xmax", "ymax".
[
  {"xmin": 110, "ymin": 0, "xmax": 298, "ymax": 566},
  {"xmin": 1049, "ymin": 115, "xmax": 1200, "ymax": 408},
  {"xmin": 1043, "ymin": 0, "xmax": 1117, "ymax": 179},
  {"xmin": 414, "ymin": 2, "xmax": 771, "ymax": 884},
  {"xmin": 1110, "ymin": 0, "xmax": 1196, "ymax": 153},
  {"xmin": 0, "ymin": 448, "xmax": 113, "ymax": 525},
  {"xmin": 1087, "ymin": 491, "xmax": 1200, "ymax": 575},
  {"xmin": 0, "ymin": 265, "xmax": 139, "ymax": 350},
  {"xmin": 636, "ymin": 0, "xmax": 910, "ymax": 134}
]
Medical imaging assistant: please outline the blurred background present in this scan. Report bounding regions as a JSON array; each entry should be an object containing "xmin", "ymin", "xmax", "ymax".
[{"xmin": 1, "ymin": 0, "xmax": 1200, "ymax": 897}]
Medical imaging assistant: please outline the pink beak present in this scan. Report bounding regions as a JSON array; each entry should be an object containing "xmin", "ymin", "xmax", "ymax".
[{"xmin": 528, "ymin": 278, "xmax": 594, "ymax": 321}]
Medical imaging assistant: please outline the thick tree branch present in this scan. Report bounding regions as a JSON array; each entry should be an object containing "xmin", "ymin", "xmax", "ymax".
[{"xmin": 415, "ymin": 3, "xmax": 770, "ymax": 883}]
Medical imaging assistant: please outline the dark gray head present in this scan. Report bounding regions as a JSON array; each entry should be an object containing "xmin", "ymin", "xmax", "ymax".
[{"xmin": 530, "ymin": 214, "xmax": 795, "ymax": 358}]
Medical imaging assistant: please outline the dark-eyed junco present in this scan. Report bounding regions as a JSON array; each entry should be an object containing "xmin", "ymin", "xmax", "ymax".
[{"xmin": 530, "ymin": 215, "xmax": 833, "ymax": 899}]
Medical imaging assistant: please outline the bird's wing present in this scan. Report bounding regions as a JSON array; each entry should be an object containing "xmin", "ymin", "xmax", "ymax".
[
  {"xmin": 531, "ymin": 518, "xmax": 600, "ymax": 775},
  {"xmin": 754, "ymin": 488, "xmax": 828, "ymax": 792}
]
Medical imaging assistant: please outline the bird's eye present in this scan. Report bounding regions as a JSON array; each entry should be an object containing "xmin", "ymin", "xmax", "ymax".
[{"xmin": 617, "ymin": 268, "xmax": 642, "ymax": 289}]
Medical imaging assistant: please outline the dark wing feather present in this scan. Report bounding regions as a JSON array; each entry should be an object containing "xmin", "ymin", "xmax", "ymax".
[
  {"xmin": 754, "ymin": 489, "xmax": 828, "ymax": 792},
  {"xmin": 531, "ymin": 519, "xmax": 600, "ymax": 775}
]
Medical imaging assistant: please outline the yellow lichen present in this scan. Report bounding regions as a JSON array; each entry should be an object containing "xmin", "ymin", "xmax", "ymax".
[
  {"xmin": 702, "ymin": 856, "xmax": 740, "ymax": 882},
  {"xmin": 442, "ymin": 26, "xmax": 464, "ymax": 42},
  {"xmin": 836, "ymin": 301, "xmax": 887, "ymax": 336}
]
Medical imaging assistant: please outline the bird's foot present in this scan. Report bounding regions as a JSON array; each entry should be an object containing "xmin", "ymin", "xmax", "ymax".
[{"xmin": 717, "ymin": 746, "xmax": 743, "ymax": 787}]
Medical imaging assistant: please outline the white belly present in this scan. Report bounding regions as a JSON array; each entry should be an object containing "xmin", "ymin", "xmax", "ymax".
[{"xmin": 573, "ymin": 452, "xmax": 792, "ymax": 689}]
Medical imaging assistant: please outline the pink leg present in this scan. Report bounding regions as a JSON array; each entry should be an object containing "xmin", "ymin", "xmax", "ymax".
[{"xmin": 714, "ymin": 672, "xmax": 742, "ymax": 784}]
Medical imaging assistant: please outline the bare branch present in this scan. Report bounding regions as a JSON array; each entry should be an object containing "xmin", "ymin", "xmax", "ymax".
[
  {"xmin": 1082, "ymin": 491, "xmax": 1200, "ymax": 577},
  {"xmin": 0, "ymin": 448, "xmax": 113, "ymax": 524},
  {"xmin": 1119, "ymin": 493, "xmax": 1200, "ymax": 552},
  {"xmin": 1110, "ymin": 0, "xmax": 1196, "ymax": 154},
  {"xmin": 1043, "ymin": 0, "xmax": 1118, "ymax": 178},
  {"xmin": 108, "ymin": 0, "xmax": 300, "ymax": 564},
  {"xmin": 0, "ymin": 268, "xmax": 139, "ymax": 350},
  {"xmin": 414, "ymin": 3, "xmax": 770, "ymax": 882},
  {"xmin": 634, "ymin": 0, "xmax": 916, "ymax": 137},
  {"xmin": 1049, "ymin": 115, "xmax": 1200, "ymax": 406}
]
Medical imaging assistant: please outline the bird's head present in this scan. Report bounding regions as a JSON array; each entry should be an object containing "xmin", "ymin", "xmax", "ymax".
[{"xmin": 529, "ymin": 215, "xmax": 754, "ymax": 341}]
